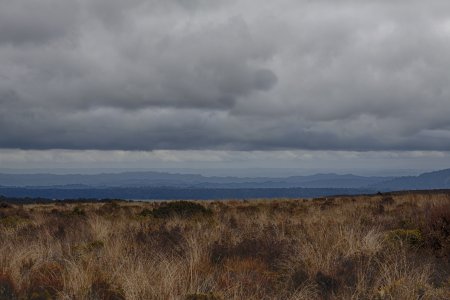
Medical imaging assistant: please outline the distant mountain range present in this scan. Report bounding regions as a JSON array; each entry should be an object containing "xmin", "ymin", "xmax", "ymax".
[
  {"xmin": 371, "ymin": 169, "xmax": 450, "ymax": 190},
  {"xmin": 0, "ymin": 171, "xmax": 392, "ymax": 189},
  {"xmin": 0, "ymin": 169, "xmax": 449, "ymax": 199}
]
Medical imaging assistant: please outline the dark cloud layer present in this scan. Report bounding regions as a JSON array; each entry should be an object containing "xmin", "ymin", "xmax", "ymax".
[{"xmin": 1, "ymin": 0, "xmax": 450, "ymax": 151}]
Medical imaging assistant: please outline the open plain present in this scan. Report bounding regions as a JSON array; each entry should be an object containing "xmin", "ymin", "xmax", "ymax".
[{"xmin": 0, "ymin": 192, "xmax": 449, "ymax": 299}]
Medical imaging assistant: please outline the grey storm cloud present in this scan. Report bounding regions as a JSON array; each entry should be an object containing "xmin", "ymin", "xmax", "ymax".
[{"xmin": 1, "ymin": 0, "xmax": 450, "ymax": 151}]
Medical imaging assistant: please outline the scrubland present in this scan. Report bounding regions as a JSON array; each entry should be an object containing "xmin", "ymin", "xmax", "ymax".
[{"xmin": 0, "ymin": 192, "xmax": 449, "ymax": 299}]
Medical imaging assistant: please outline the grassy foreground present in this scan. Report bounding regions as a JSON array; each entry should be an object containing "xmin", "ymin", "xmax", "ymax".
[{"xmin": 0, "ymin": 192, "xmax": 449, "ymax": 299}]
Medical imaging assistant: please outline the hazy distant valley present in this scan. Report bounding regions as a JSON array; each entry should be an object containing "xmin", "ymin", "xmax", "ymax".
[{"xmin": 1, "ymin": 169, "xmax": 450, "ymax": 200}]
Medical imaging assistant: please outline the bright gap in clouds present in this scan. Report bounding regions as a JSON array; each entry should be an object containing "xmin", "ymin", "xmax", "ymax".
[{"xmin": 0, "ymin": 149, "xmax": 449, "ymax": 177}]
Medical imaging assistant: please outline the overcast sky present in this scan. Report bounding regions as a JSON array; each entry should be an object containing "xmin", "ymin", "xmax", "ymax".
[{"xmin": 1, "ymin": 0, "xmax": 450, "ymax": 174}]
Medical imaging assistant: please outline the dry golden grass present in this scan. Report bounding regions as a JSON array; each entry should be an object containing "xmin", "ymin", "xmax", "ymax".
[{"xmin": 0, "ymin": 192, "xmax": 449, "ymax": 299}]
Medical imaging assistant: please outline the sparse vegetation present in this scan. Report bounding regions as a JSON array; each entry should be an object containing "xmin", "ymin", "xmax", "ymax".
[{"xmin": 0, "ymin": 192, "xmax": 449, "ymax": 299}]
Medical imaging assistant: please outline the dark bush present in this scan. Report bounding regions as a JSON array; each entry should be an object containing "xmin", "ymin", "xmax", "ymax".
[
  {"xmin": 27, "ymin": 287, "xmax": 53, "ymax": 300},
  {"xmin": 387, "ymin": 229, "xmax": 424, "ymax": 247},
  {"xmin": 135, "ymin": 225, "xmax": 187, "ymax": 257},
  {"xmin": 421, "ymin": 203, "xmax": 450, "ymax": 256},
  {"xmin": 290, "ymin": 269, "xmax": 309, "ymax": 289},
  {"xmin": 71, "ymin": 206, "xmax": 85, "ymax": 216},
  {"xmin": 374, "ymin": 203, "xmax": 385, "ymax": 214},
  {"xmin": 313, "ymin": 198, "xmax": 335, "ymax": 211},
  {"xmin": 315, "ymin": 271, "xmax": 339, "ymax": 297},
  {"xmin": 0, "ymin": 216, "xmax": 26, "ymax": 227},
  {"xmin": 0, "ymin": 206, "xmax": 30, "ymax": 220},
  {"xmin": 227, "ymin": 216, "xmax": 238, "ymax": 229},
  {"xmin": 148, "ymin": 201, "xmax": 212, "ymax": 219},
  {"xmin": 74, "ymin": 240, "xmax": 105, "ymax": 256},
  {"xmin": 88, "ymin": 279, "xmax": 125, "ymax": 300},
  {"xmin": 139, "ymin": 208, "xmax": 153, "ymax": 217},
  {"xmin": 0, "ymin": 202, "xmax": 12, "ymax": 209},
  {"xmin": 50, "ymin": 208, "xmax": 60, "ymax": 215},
  {"xmin": 42, "ymin": 215, "xmax": 92, "ymax": 243},
  {"xmin": 380, "ymin": 196, "xmax": 395, "ymax": 205},
  {"xmin": 185, "ymin": 293, "xmax": 222, "ymax": 300},
  {"xmin": 237, "ymin": 205, "xmax": 260, "ymax": 215},
  {"xmin": 210, "ymin": 236, "xmax": 289, "ymax": 269},
  {"xmin": 0, "ymin": 273, "xmax": 17, "ymax": 300},
  {"xmin": 333, "ymin": 257, "xmax": 358, "ymax": 288},
  {"xmin": 96, "ymin": 202, "xmax": 123, "ymax": 216}
]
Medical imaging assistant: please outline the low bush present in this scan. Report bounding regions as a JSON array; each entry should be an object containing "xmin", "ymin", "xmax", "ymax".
[
  {"xmin": 96, "ymin": 202, "xmax": 122, "ymax": 216},
  {"xmin": 386, "ymin": 229, "xmax": 424, "ymax": 247},
  {"xmin": 139, "ymin": 208, "xmax": 153, "ymax": 217},
  {"xmin": 211, "ymin": 236, "xmax": 290, "ymax": 269},
  {"xmin": 135, "ymin": 225, "xmax": 187, "ymax": 257},
  {"xmin": 0, "ymin": 215, "xmax": 29, "ymax": 228},
  {"xmin": 185, "ymin": 293, "xmax": 222, "ymax": 300},
  {"xmin": 74, "ymin": 240, "xmax": 105, "ymax": 256},
  {"xmin": 0, "ymin": 273, "xmax": 17, "ymax": 300},
  {"xmin": 88, "ymin": 279, "xmax": 125, "ymax": 300},
  {"xmin": 0, "ymin": 202, "xmax": 13, "ymax": 209},
  {"xmin": 421, "ymin": 203, "xmax": 450, "ymax": 256},
  {"xmin": 315, "ymin": 271, "xmax": 339, "ymax": 297},
  {"xmin": 290, "ymin": 268, "xmax": 309, "ymax": 289},
  {"xmin": 380, "ymin": 196, "xmax": 395, "ymax": 205},
  {"xmin": 71, "ymin": 206, "xmax": 86, "ymax": 216},
  {"xmin": 145, "ymin": 201, "xmax": 212, "ymax": 219}
]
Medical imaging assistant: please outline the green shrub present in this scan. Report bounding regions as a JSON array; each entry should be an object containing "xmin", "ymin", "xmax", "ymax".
[
  {"xmin": 139, "ymin": 208, "xmax": 153, "ymax": 217},
  {"xmin": 74, "ymin": 240, "xmax": 105, "ymax": 255},
  {"xmin": 86, "ymin": 240, "xmax": 105, "ymax": 251},
  {"xmin": 71, "ymin": 206, "xmax": 85, "ymax": 216},
  {"xmin": 0, "ymin": 216, "xmax": 28, "ymax": 228},
  {"xmin": 28, "ymin": 288, "xmax": 53, "ymax": 300},
  {"xmin": 387, "ymin": 229, "xmax": 424, "ymax": 247}
]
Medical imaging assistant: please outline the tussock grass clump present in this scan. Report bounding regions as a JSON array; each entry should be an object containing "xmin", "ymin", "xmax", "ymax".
[{"xmin": 0, "ymin": 192, "xmax": 449, "ymax": 299}]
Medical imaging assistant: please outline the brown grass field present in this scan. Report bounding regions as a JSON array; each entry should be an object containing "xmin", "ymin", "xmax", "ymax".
[{"xmin": 1, "ymin": 192, "xmax": 450, "ymax": 299}]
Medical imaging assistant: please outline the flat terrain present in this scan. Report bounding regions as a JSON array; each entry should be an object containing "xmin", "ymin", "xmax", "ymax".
[{"xmin": 1, "ymin": 192, "xmax": 449, "ymax": 299}]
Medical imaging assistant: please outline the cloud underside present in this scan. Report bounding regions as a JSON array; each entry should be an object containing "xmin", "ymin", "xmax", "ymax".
[{"xmin": 1, "ymin": 0, "xmax": 450, "ymax": 151}]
